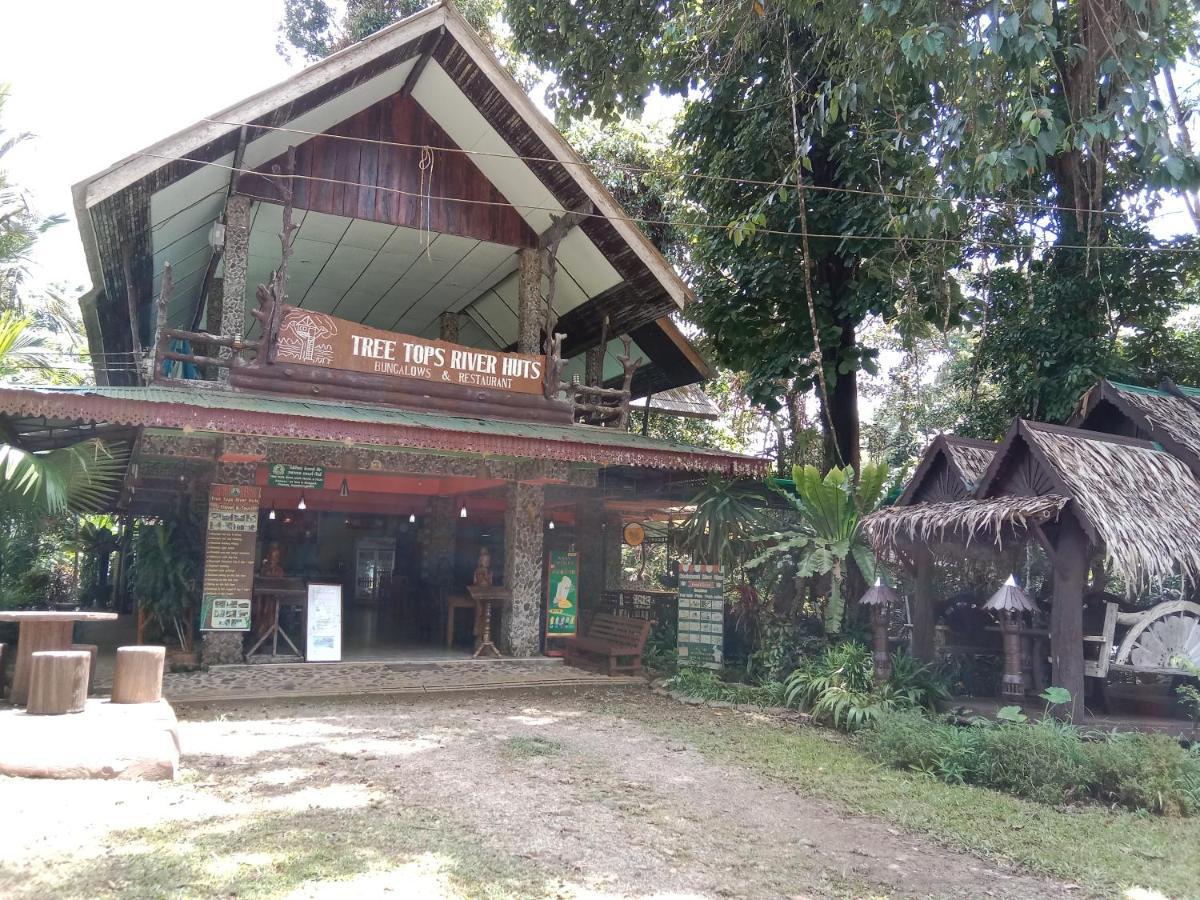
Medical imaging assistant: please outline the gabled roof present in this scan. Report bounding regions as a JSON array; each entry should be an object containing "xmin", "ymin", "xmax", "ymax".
[
  {"xmin": 896, "ymin": 434, "xmax": 998, "ymax": 506},
  {"xmin": 1071, "ymin": 379, "xmax": 1200, "ymax": 475},
  {"xmin": 979, "ymin": 420, "xmax": 1200, "ymax": 591},
  {"xmin": 72, "ymin": 1, "xmax": 694, "ymax": 387}
]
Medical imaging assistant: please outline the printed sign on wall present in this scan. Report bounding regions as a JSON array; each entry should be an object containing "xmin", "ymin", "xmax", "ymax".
[
  {"xmin": 200, "ymin": 484, "xmax": 261, "ymax": 631},
  {"xmin": 545, "ymin": 550, "xmax": 579, "ymax": 637},
  {"xmin": 275, "ymin": 307, "xmax": 546, "ymax": 395},
  {"xmin": 306, "ymin": 582, "xmax": 343, "ymax": 662},
  {"xmin": 267, "ymin": 463, "xmax": 325, "ymax": 489},
  {"xmin": 677, "ymin": 563, "xmax": 724, "ymax": 669}
]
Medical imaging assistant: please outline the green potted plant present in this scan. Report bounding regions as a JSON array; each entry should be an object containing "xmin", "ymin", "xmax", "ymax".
[{"xmin": 132, "ymin": 514, "xmax": 200, "ymax": 667}]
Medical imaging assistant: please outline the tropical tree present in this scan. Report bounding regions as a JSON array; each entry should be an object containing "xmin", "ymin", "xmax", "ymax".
[
  {"xmin": 132, "ymin": 513, "xmax": 201, "ymax": 651},
  {"xmin": 748, "ymin": 461, "xmax": 890, "ymax": 635}
]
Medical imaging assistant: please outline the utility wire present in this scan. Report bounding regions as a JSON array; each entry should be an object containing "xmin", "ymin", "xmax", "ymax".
[{"xmin": 136, "ymin": 152, "xmax": 1200, "ymax": 256}]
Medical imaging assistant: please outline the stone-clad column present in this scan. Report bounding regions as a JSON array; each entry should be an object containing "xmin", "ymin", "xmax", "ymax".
[
  {"xmin": 502, "ymin": 481, "xmax": 544, "ymax": 656},
  {"xmin": 603, "ymin": 511, "xmax": 624, "ymax": 591},
  {"xmin": 218, "ymin": 195, "xmax": 251, "ymax": 382},
  {"xmin": 199, "ymin": 458, "xmax": 258, "ymax": 666},
  {"xmin": 516, "ymin": 248, "xmax": 542, "ymax": 354},
  {"xmin": 439, "ymin": 312, "xmax": 460, "ymax": 343},
  {"xmin": 421, "ymin": 496, "xmax": 457, "ymax": 590}
]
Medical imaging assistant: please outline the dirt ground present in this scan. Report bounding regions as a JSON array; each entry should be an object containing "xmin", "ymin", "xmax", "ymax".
[{"xmin": 0, "ymin": 687, "xmax": 1077, "ymax": 899}]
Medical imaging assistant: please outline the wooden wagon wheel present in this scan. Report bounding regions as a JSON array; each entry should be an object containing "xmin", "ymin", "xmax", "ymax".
[{"xmin": 1113, "ymin": 600, "xmax": 1200, "ymax": 671}]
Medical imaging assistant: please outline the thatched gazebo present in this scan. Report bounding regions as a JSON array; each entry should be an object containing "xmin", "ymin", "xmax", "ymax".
[{"xmin": 865, "ymin": 418, "xmax": 1200, "ymax": 721}]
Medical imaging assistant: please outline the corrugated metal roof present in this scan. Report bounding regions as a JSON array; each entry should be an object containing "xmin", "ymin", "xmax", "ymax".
[{"xmin": 0, "ymin": 383, "xmax": 767, "ymax": 476}]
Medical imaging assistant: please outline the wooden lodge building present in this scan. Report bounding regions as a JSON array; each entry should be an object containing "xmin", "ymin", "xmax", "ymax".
[
  {"xmin": 865, "ymin": 379, "xmax": 1200, "ymax": 721},
  {"xmin": 0, "ymin": 2, "xmax": 763, "ymax": 666}
]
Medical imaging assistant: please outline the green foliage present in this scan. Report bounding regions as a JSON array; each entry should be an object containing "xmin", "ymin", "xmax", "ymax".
[
  {"xmin": 676, "ymin": 478, "xmax": 766, "ymax": 572},
  {"xmin": 667, "ymin": 665, "xmax": 787, "ymax": 708},
  {"xmin": 783, "ymin": 642, "xmax": 947, "ymax": 731},
  {"xmin": 1173, "ymin": 656, "xmax": 1200, "ymax": 735},
  {"xmin": 0, "ymin": 439, "xmax": 126, "ymax": 517},
  {"xmin": 748, "ymin": 462, "xmax": 889, "ymax": 634},
  {"xmin": 132, "ymin": 512, "xmax": 202, "ymax": 650},
  {"xmin": 862, "ymin": 708, "xmax": 1200, "ymax": 815},
  {"xmin": 935, "ymin": 652, "xmax": 1003, "ymax": 698}
]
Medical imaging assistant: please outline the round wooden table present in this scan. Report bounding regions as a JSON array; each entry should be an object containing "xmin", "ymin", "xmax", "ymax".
[{"xmin": 0, "ymin": 610, "xmax": 118, "ymax": 705}]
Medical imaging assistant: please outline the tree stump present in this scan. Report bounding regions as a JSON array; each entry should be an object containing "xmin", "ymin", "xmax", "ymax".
[
  {"xmin": 26, "ymin": 650, "xmax": 90, "ymax": 715},
  {"xmin": 112, "ymin": 646, "xmax": 165, "ymax": 704},
  {"xmin": 71, "ymin": 643, "xmax": 99, "ymax": 694}
]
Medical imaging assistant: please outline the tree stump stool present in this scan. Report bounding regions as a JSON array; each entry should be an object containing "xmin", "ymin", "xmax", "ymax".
[
  {"xmin": 27, "ymin": 650, "xmax": 90, "ymax": 715},
  {"xmin": 70, "ymin": 643, "xmax": 99, "ymax": 694},
  {"xmin": 112, "ymin": 646, "xmax": 166, "ymax": 704}
]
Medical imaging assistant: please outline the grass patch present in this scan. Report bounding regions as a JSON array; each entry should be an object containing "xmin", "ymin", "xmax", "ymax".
[
  {"xmin": 502, "ymin": 735, "xmax": 563, "ymax": 758},
  {"xmin": 623, "ymin": 701, "xmax": 1200, "ymax": 897},
  {"xmin": 0, "ymin": 803, "xmax": 555, "ymax": 900}
]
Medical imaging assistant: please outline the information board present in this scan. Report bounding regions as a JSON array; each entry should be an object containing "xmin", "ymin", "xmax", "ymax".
[
  {"xmin": 200, "ymin": 484, "xmax": 261, "ymax": 631},
  {"xmin": 267, "ymin": 463, "xmax": 325, "ymax": 489},
  {"xmin": 545, "ymin": 550, "xmax": 579, "ymax": 637},
  {"xmin": 306, "ymin": 582, "xmax": 343, "ymax": 661},
  {"xmin": 677, "ymin": 563, "xmax": 724, "ymax": 668}
]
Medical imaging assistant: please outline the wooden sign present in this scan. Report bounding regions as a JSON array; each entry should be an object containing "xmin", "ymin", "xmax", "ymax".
[
  {"xmin": 200, "ymin": 484, "xmax": 261, "ymax": 631},
  {"xmin": 677, "ymin": 563, "xmax": 724, "ymax": 669},
  {"xmin": 275, "ymin": 307, "xmax": 545, "ymax": 395},
  {"xmin": 267, "ymin": 463, "xmax": 325, "ymax": 489},
  {"xmin": 545, "ymin": 550, "xmax": 578, "ymax": 637}
]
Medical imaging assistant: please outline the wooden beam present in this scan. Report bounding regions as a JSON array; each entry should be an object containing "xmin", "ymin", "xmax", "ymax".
[
  {"xmin": 397, "ymin": 27, "xmax": 444, "ymax": 101},
  {"xmin": 1050, "ymin": 513, "xmax": 1089, "ymax": 723},
  {"xmin": 539, "ymin": 201, "xmax": 594, "ymax": 249}
]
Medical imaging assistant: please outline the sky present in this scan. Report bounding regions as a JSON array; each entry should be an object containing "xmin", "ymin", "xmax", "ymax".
[{"xmin": 2, "ymin": 1, "xmax": 300, "ymax": 297}]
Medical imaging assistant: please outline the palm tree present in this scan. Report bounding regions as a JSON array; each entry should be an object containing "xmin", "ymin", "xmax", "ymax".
[{"xmin": 748, "ymin": 462, "xmax": 891, "ymax": 635}]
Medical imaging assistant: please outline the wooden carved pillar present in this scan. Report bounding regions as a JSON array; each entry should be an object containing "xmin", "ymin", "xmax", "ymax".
[
  {"xmin": 218, "ymin": 195, "xmax": 251, "ymax": 382},
  {"xmin": 999, "ymin": 610, "xmax": 1030, "ymax": 698},
  {"xmin": 502, "ymin": 481, "xmax": 544, "ymax": 656},
  {"xmin": 516, "ymin": 248, "xmax": 542, "ymax": 355},
  {"xmin": 1049, "ymin": 516, "xmax": 1088, "ymax": 722},
  {"xmin": 910, "ymin": 546, "xmax": 936, "ymax": 663}
]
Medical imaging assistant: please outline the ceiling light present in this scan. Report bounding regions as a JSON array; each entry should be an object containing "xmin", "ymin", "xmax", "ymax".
[
  {"xmin": 548, "ymin": 518, "xmax": 555, "ymax": 530},
  {"xmin": 408, "ymin": 511, "xmax": 416, "ymax": 524},
  {"xmin": 268, "ymin": 505, "xmax": 276, "ymax": 521},
  {"xmin": 459, "ymin": 504, "xmax": 468, "ymax": 519},
  {"xmin": 339, "ymin": 478, "xmax": 349, "ymax": 498},
  {"xmin": 298, "ymin": 492, "xmax": 307, "ymax": 510}
]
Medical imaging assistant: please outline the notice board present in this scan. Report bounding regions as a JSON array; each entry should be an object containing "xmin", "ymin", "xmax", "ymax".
[
  {"xmin": 677, "ymin": 563, "xmax": 724, "ymax": 668},
  {"xmin": 200, "ymin": 484, "xmax": 261, "ymax": 631},
  {"xmin": 545, "ymin": 550, "xmax": 579, "ymax": 637},
  {"xmin": 306, "ymin": 582, "xmax": 343, "ymax": 662}
]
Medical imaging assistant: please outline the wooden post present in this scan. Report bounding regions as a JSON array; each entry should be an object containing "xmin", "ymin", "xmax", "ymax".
[
  {"xmin": 1050, "ymin": 517, "xmax": 1088, "ymax": 722},
  {"xmin": 71, "ymin": 643, "xmax": 99, "ymax": 694},
  {"xmin": 112, "ymin": 645, "xmax": 166, "ymax": 704},
  {"xmin": 218, "ymin": 194, "xmax": 252, "ymax": 381},
  {"xmin": 27, "ymin": 651, "xmax": 90, "ymax": 715},
  {"xmin": 909, "ymin": 546, "xmax": 936, "ymax": 663},
  {"xmin": 516, "ymin": 248, "xmax": 542, "ymax": 355},
  {"xmin": 870, "ymin": 605, "xmax": 892, "ymax": 682}
]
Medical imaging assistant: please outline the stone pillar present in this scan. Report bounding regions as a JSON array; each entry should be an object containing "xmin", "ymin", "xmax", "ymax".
[
  {"xmin": 603, "ymin": 511, "xmax": 623, "ymax": 591},
  {"xmin": 204, "ymin": 278, "xmax": 225, "ymax": 381},
  {"xmin": 420, "ymin": 496, "xmax": 457, "ymax": 590},
  {"xmin": 576, "ymin": 497, "xmax": 604, "ymax": 619},
  {"xmin": 218, "ymin": 195, "xmax": 251, "ymax": 382},
  {"xmin": 516, "ymin": 248, "xmax": 542, "ymax": 354},
  {"xmin": 200, "ymin": 458, "xmax": 257, "ymax": 666},
  {"xmin": 585, "ymin": 345, "xmax": 604, "ymax": 385},
  {"xmin": 502, "ymin": 481, "xmax": 544, "ymax": 656},
  {"xmin": 439, "ymin": 312, "xmax": 460, "ymax": 342}
]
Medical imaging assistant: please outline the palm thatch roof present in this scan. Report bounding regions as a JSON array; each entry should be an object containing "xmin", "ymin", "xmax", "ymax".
[
  {"xmin": 1072, "ymin": 380, "xmax": 1200, "ymax": 475},
  {"xmin": 1017, "ymin": 422, "xmax": 1200, "ymax": 591},
  {"xmin": 983, "ymin": 575, "xmax": 1037, "ymax": 612},
  {"xmin": 863, "ymin": 494, "xmax": 1067, "ymax": 555},
  {"xmin": 896, "ymin": 434, "xmax": 999, "ymax": 505},
  {"xmin": 945, "ymin": 438, "xmax": 996, "ymax": 488}
]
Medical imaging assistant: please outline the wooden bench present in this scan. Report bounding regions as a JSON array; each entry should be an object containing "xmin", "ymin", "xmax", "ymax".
[{"xmin": 566, "ymin": 613, "xmax": 650, "ymax": 675}]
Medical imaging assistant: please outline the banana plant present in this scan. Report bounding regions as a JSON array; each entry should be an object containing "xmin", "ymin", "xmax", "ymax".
[{"xmin": 747, "ymin": 461, "xmax": 890, "ymax": 634}]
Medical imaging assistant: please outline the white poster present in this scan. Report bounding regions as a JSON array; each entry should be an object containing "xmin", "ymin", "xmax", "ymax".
[{"xmin": 306, "ymin": 582, "xmax": 343, "ymax": 662}]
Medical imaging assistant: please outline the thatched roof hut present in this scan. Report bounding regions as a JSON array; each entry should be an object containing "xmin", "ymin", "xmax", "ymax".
[
  {"xmin": 896, "ymin": 434, "xmax": 998, "ymax": 505},
  {"xmin": 1072, "ymin": 379, "xmax": 1200, "ymax": 477}
]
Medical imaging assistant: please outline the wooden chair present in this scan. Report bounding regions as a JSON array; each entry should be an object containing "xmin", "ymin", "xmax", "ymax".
[{"xmin": 566, "ymin": 613, "xmax": 650, "ymax": 675}]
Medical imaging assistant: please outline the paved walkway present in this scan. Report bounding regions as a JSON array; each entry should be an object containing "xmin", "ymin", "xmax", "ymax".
[{"xmin": 156, "ymin": 657, "xmax": 642, "ymax": 703}]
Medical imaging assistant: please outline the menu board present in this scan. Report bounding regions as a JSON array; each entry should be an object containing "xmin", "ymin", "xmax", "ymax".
[
  {"xmin": 199, "ymin": 484, "xmax": 261, "ymax": 631},
  {"xmin": 545, "ymin": 550, "xmax": 578, "ymax": 637},
  {"xmin": 677, "ymin": 563, "xmax": 724, "ymax": 669},
  {"xmin": 267, "ymin": 463, "xmax": 325, "ymax": 489},
  {"xmin": 306, "ymin": 582, "xmax": 343, "ymax": 661}
]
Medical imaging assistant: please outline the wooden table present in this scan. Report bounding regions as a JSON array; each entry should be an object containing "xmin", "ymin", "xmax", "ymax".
[
  {"xmin": 0, "ymin": 610, "xmax": 118, "ymax": 705},
  {"xmin": 466, "ymin": 585, "xmax": 510, "ymax": 658}
]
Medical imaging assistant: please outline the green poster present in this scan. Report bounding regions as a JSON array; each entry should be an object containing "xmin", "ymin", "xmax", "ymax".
[
  {"xmin": 677, "ymin": 563, "xmax": 724, "ymax": 669},
  {"xmin": 267, "ymin": 463, "xmax": 325, "ymax": 489},
  {"xmin": 545, "ymin": 550, "xmax": 578, "ymax": 637}
]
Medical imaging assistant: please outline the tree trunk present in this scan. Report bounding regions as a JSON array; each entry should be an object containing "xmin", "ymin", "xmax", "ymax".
[
  {"xmin": 818, "ymin": 322, "xmax": 861, "ymax": 473},
  {"xmin": 910, "ymin": 547, "xmax": 937, "ymax": 663}
]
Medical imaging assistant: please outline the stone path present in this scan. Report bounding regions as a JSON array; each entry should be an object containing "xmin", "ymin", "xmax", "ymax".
[{"xmin": 155, "ymin": 657, "xmax": 642, "ymax": 703}]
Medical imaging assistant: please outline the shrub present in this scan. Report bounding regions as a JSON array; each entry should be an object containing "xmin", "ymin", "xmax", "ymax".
[
  {"xmin": 666, "ymin": 666, "xmax": 787, "ymax": 707},
  {"xmin": 858, "ymin": 708, "xmax": 949, "ymax": 772},
  {"xmin": 969, "ymin": 719, "xmax": 1093, "ymax": 805},
  {"xmin": 1087, "ymin": 732, "xmax": 1200, "ymax": 816}
]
